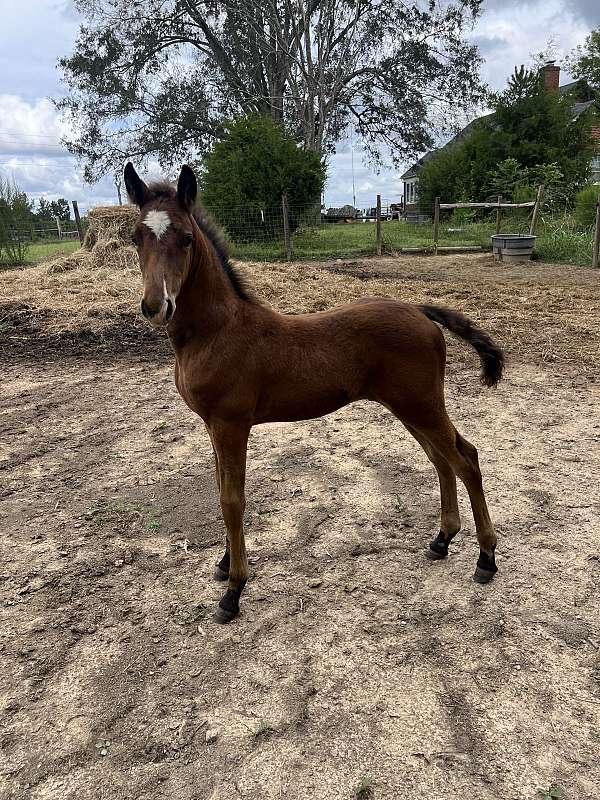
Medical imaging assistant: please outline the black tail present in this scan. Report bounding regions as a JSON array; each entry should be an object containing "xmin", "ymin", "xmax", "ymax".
[{"xmin": 419, "ymin": 304, "xmax": 505, "ymax": 388}]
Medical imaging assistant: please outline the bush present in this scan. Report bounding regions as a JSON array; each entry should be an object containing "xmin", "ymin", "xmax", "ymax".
[
  {"xmin": 200, "ymin": 115, "xmax": 326, "ymax": 240},
  {"xmin": 574, "ymin": 185, "xmax": 600, "ymax": 229},
  {"xmin": 0, "ymin": 176, "xmax": 32, "ymax": 266}
]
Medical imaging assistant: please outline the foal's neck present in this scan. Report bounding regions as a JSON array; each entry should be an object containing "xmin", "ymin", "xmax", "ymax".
[{"xmin": 168, "ymin": 220, "xmax": 242, "ymax": 350}]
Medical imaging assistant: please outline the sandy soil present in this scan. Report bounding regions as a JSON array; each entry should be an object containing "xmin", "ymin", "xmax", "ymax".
[{"xmin": 1, "ymin": 255, "xmax": 599, "ymax": 800}]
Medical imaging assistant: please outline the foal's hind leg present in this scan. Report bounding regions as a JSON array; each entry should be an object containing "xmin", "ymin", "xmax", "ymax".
[
  {"xmin": 404, "ymin": 424, "xmax": 461, "ymax": 559},
  {"xmin": 406, "ymin": 412, "xmax": 498, "ymax": 583}
]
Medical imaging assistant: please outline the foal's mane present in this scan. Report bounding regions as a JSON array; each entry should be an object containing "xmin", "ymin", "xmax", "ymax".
[{"xmin": 147, "ymin": 180, "xmax": 253, "ymax": 302}]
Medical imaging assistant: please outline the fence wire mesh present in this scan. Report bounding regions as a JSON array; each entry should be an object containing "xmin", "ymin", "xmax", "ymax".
[{"xmin": 1, "ymin": 194, "xmax": 597, "ymax": 267}]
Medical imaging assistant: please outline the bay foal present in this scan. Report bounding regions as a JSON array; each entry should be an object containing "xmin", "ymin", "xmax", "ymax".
[{"xmin": 124, "ymin": 163, "xmax": 504, "ymax": 623}]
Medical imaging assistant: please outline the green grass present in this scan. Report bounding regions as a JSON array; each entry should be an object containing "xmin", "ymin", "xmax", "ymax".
[
  {"xmin": 0, "ymin": 239, "xmax": 80, "ymax": 268},
  {"xmin": 354, "ymin": 776, "xmax": 375, "ymax": 799},
  {"xmin": 230, "ymin": 215, "xmax": 596, "ymax": 266},
  {"xmin": 26, "ymin": 240, "xmax": 80, "ymax": 262}
]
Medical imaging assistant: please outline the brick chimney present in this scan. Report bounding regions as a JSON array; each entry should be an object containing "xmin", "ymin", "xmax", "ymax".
[{"xmin": 542, "ymin": 60, "xmax": 560, "ymax": 93}]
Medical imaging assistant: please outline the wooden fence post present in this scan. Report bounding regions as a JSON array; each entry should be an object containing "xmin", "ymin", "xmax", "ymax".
[
  {"xmin": 433, "ymin": 197, "xmax": 440, "ymax": 254},
  {"xmin": 55, "ymin": 217, "xmax": 62, "ymax": 240},
  {"xmin": 529, "ymin": 184, "xmax": 545, "ymax": 236},
  {"xmin": 281, "ymin": 193, "xmax": 292, "ymax": 261},
  {"xmin": 593, "ymin": 194, "xmax": 600, "ymax": 269},
  {"xmin": 72, "ymin": 201, "xmax": 84, "ymax": 245},
  {"xmin": 496, "ymin": 195, "xmax": 502, "ymax": 234},
  {"xmin": 376, "ymin": 194, "xmax": 382, "ymax": 256}
]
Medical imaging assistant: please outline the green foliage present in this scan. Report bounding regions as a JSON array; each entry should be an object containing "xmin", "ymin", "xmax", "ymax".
[
  {"xmin": 354, "ymin": 776, "xmax": 375, "ymax": 799},
  {"xmin": 0, "ymin": 177, "xmax": 32, "ymax": 266},
  {"xmin": 566, "ymin": 28, "xmax": 600, "ymax": 88},
  {"xmin": 201, "ymin": 115, "xmax": 325, "ymax": 240},
  {"xmin": 418, "ymin": 64, "xmax": 594, "ymax": 208},
  {"xmin": 417, "ymin": 143, "xmax": 472, "ymax": 210},
  {"xmin": 574, "ymin": 185, "xmax": 600, "ymax": 228},
  {"xmin": 536, "ymin": 785, "xmax": 564, "ymax": 800},
  {"xmin": 486, "ymin": 158, "xmax": 526, "ymax": 199},
  {"xmin": 37, "ymin": 197, "xmax": 71, "ymax": 221}
]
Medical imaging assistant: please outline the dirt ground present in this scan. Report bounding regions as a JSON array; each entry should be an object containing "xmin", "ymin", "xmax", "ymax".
[{"xmin": 1, "ymin": 254, "xmax": 599, "ymax": 800}]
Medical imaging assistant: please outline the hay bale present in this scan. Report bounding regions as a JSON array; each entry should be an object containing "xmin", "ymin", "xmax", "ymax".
[{"xmin": 46, "ymin": 205, "xmax": 139, "ymax": 274}]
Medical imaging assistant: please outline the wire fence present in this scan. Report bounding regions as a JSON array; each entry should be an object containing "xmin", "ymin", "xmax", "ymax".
[
  {"xmin": 1, "ymin": 192, "xmax": 598, "ymax": 267},
  {"xmin": 208, "ymin": 198, "xmax": 542, "ymax": 261},
  {"xmin": 0, "ymin": 217, "xmax": 84, "ymax": 244}
]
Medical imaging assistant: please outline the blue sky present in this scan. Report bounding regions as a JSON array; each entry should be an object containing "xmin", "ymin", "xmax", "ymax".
[{"xmin": 0, "ymin": 0, "xmax": 596, "ymax": 213}]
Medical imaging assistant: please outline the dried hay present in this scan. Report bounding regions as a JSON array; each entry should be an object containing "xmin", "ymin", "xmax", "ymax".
[
  {"xmin": 1, "ymin": 248, "xmax": 599, "ymax": 367},
  {"xmin": 45, "ymin": 205, "xmax": 139, "ymax": 274}
]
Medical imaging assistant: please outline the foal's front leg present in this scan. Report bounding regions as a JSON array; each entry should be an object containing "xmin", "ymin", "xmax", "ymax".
[{"xmin": 209, "ymin": 421, "xmax": 250, "ymax": 623}]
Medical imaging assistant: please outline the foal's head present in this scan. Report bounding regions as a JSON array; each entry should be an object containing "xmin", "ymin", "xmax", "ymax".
[{"xmin": 124, "ymin": 163, "xmax": 198, "ymax": 327}]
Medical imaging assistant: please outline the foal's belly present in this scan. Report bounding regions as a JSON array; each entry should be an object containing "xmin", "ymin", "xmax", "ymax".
[{"xmin": 254, "ymin": 384, "xmax": 355, "ymax": 424}]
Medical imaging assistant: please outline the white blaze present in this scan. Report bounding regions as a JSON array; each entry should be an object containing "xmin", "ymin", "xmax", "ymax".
[{"xmin": 143, "ymin": 210, "xmax": 171, "ymax": 239}]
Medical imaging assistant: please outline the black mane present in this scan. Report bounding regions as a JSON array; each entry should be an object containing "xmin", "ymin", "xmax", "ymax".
[{"xmin": 146, "ymin": 181, "xmax": 253, "ymax": 302}]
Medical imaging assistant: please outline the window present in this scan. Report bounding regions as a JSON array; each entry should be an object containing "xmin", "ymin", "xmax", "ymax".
[{"xmin": 591, "ymin": 154, "xmax": 600, "ymax": 184}]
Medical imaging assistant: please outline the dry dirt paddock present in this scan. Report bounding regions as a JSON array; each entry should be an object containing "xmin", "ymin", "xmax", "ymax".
[{"xmin": 1, "ymin": 254, "xmax": 599, "ymax": 800}]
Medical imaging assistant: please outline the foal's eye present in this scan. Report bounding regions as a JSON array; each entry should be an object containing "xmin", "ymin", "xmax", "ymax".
[
  {"xmin": 131, "ymin": 233, "xmax": 140, "ymax": 247},
  {"xmin": 182, "ymin": 233, "xmax": 193, "ymax": 248}
]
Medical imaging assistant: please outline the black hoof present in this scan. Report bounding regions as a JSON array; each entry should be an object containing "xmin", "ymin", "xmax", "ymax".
[
  {"xmin": 473, "ymin": 549, "xmax": 498, "ymax": 584},
  {"xmin": 427, "ymin": 531, "xmax": 450, "ymax": 560},
  {"xmin": 213, "ymin": 551, "xmax": 230, "ymax": 582},
  {"xmin": 473, "ymin": 566, "xmax": 497, "ymax": 584},
  {"xmin": 214, "ymin": 604, "xmax": 238, "ymax": 624},
  {"xmin": 213, "ymin": 565, "xmax": 229, "ymax": 582},
  {"xmin": 214, "ymin": 583, "xmax": 245, "ymax": 625}
]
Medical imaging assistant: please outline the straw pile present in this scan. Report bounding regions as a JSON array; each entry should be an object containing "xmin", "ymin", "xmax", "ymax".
[{"xmin": 45, "ymin": 205, "xmax": 139, "ymax": 274}]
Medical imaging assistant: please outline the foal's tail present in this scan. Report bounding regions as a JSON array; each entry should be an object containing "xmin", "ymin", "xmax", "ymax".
[{"xmin": 419, "ymin": 304, "xmax": 505, "ymax": 388}]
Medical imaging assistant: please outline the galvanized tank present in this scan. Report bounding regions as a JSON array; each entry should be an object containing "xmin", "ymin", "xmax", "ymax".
[{"xmin": 491, "ymin": 234, "xmax": 536, "ymax": 263}]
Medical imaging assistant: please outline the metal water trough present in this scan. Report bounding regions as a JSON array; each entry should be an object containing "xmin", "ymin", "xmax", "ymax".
[{"xmin": 491, "ymin": 234, "xmax": 536, "ymax": 263}]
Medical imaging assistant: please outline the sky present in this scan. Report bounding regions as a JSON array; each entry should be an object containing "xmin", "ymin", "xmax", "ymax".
[{"xmin": 0, "ymin": 0, "xmax": 597, "ymax": 213}]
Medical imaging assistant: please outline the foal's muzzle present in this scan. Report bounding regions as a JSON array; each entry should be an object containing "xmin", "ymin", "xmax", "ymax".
[{"xmin": 141, "ymin": 297, "xmax": 175, "ymax": 325}]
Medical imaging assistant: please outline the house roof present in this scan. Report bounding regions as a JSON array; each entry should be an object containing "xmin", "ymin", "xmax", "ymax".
[{"xmin": 401, "ymin": 81, "xmax": 599, "ymax": 181}]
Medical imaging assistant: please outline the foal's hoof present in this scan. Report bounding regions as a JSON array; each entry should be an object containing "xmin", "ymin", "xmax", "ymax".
[
  {"xmin": 473, "ymin": 567, "xmax": 497, "ymax": 584},
  {"xmin": 213, "ymin": 551, "xmax": 230, "ymax": 582},
  {"xmin": 427, "ymin": 531, "xmax": 450, "ymax": 560},
  {"xmin": 213, "ymin": 564, "xmax": 229, "ymax": 582},
  {"xmin": 214, "ymin": 586, "xmax": 243, "ymax": 624},
  {"xmin": 473, "ymin": 550, "xmax": 498, "ymax": 584},
  {"xmin": 214, "ymin": 604, "xmax": 238, "ymax": 624}
]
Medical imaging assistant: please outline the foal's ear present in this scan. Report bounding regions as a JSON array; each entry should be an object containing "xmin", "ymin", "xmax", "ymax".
[
  {"xmin": 124, "ymin": 163, "xmax": 151, "ymax": 207},
  {"xmin": 177, "ymin": 164, "xmax": 197, "ymax": 211}
]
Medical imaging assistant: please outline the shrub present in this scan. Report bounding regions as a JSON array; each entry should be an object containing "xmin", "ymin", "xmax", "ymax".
[
  {"xmin": 0, "ymin": 176, "xmax": 32, "ymax": 266},
  {"xmin": 574, "ymin": 185, "xmax": 600, "ymax": 229},
  {"xmin": 200, "ymin": 115, "xmax": 325, "ymax": 240}
]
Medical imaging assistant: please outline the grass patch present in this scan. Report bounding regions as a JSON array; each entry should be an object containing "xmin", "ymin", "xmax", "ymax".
[
  {"xmin": 27, "ymin": 240, "xmax": 80, "ymax": 263},
  {"xmin": 227, "ymin": 215, "xmax": 596, "ymax": 266},
  {"xmin": 253, "ymin": 719, "xmax": 274, "ymax": 739},
  {"xmin": 354, "ymin": 776, "xmax": 375, "ymax": 799}
]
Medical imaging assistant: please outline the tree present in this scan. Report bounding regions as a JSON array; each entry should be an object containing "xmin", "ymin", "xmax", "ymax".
[
  {"xmin": 58, "ymin": 0, "xmax": 487, "ymax": 181},
  {"xmin": 418, "ymin": 65, "xmax": 594, "ymax": 208},
  {"xmin": 566, "ymin": 29, "xmax": 600, "ymax": 89},
  {"xmin": 36, "ymin": 197, "xmax": 54, "ymax": 221},
  {"xmin": 200, "ymin": 114, "xmax": 325, "ymax": 238},
  {"xmin": 50, "ymin": 199, "xmax": 71, "ymax": 221}
]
